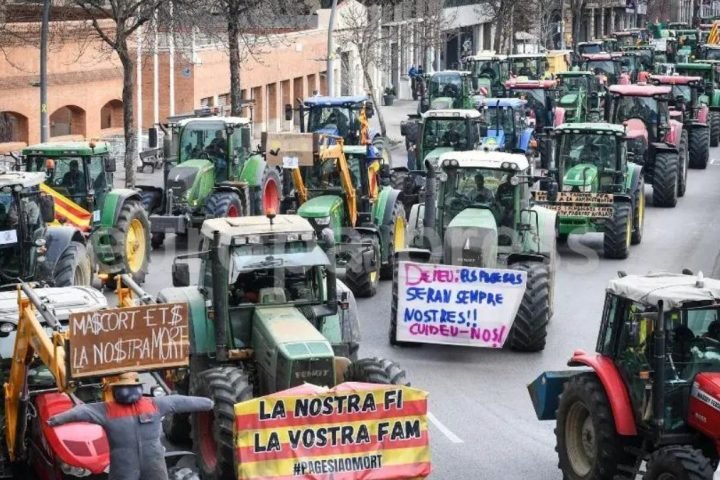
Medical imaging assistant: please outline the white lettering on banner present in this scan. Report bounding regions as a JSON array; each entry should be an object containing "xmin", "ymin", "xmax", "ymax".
[
  {"xmin": 283, "ymin": 156, "xmax": 299, "ymax": 169},
  {"xmin": 0, "ymin": 230, "xmax": 17, "ymax": 245},
  {"xmin": 394, "ymin": 261, "xmax": 527, "ymax": 348}
]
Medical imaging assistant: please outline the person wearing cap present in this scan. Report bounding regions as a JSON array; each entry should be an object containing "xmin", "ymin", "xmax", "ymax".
[{"xmin": 47, "ymin": 372, "xmax": 214, "ymax": 480}]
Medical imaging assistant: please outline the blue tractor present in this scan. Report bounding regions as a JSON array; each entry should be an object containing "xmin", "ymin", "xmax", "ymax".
[{"xmin": 477, "ymin": 98, "xmax": 537, "ymax": 154}]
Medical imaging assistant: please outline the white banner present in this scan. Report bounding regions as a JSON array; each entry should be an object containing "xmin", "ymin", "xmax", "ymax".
[{"xmin": 395, "ymin": 262, "xmax": 527, "ymax": 348}]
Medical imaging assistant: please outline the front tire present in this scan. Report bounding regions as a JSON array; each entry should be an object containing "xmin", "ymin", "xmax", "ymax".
[
  {"xmin": 260, "ymin": 167, "xmax": 282, "ymax": 214},
  {"xmin": 380, "ymin": 202, "xmax": 406, "ymax": 280},
  {"xmin": 677, "ymin": 130, "xmax": 689, "ymax": 197},
  {"xmin": 710, "ymin": 111, "xmax": 720, "ymax": 147},
  {"xmin": 506, "ymin": 262, "xmax": 551, "ymax": 352},
  {"xmin": 344, "ymin": 234, "xmax": 380, "ymax": 297},
  {"xmin": 644, "ymin": 446, "xmax": 714, "ymax": 480},
  {"xmin": 652, "ymin": 152, "xmax": 679, "ymax": 208},
  {"xmin": 190, "ymin": 367, "xmax": 253, "ymax": 480},
  {"xmin": 53, "ymin": 241, "xmax": 92, "ymax": 287},
  {"xmin": 204, "ymin": 191, "xmax": 244, "ymax": 218},
  {"xmin": 688, "ymin": 126, "xmax": 710, "ymax": 169},
  {"xmin": 631, "ymin": 177, "xmax": 645, "ymax": 246},
  {"xmin": 345, "ymin": 357, "xmax": 410, "ymax": 386},
  {"xmin": 603, "ymin": 203, "xmax": 632, "ymax": 259}
]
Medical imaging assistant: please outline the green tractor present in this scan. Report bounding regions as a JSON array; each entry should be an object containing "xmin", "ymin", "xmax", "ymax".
[
  {"xmin": 536, "ymin": 123, "xmax": 646, "ymax": 259},
  {"xmin": 164, "ymin": 213, "xmax": 410, "ymax": 480},
  {"xmin": 0, "ymin": 171, "xmax": 91, "ymax": 288},
  {"xmin": 418, "ymin": 71, "xmax": 477, "ymax": 114},
  {"xmin": 20, "ymin": 142, "xmax": 150, "ymax": 282},
  {"xmin": 462, "ymin": 51, "xmax": 509, "ymax": 97},
  {"xmin": 391, "ymin": 151, "xmax": 557, "ymax": 352},
  {"xmin": 139, "ymin": 111, "xmax": 281, "ymax": 248},
  {"xmin": 667, "ymin": 62, "xmax": 720, "ymax": 145},
  {"xmin": 554, "ymin": 71, "xmax": 602, "ymax": 123}
]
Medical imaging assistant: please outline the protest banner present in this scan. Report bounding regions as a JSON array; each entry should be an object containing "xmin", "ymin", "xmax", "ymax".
[
  {"xmin": 394, "ymin": 261, "xmax": 527, "ymax": 347},
  {"xmin": 68, "ymin": 303, "xmax": 189, "ymax": 378},
  {"xmin": 234, "ymin": 382, "xmax": 431, "ymax": 480}
]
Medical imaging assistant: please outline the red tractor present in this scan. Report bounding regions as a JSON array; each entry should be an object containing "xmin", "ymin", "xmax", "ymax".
[
  {"xmin": 504, "ymin": 78, "xmax": 564, "ymax": 132},
  {"xmin": 650, "ymin": 74, "xmax": 711, "ymax": 169},
  {"xmin": 529, "ymin": 271, "xmax": 720, "ymax": 480},
  {"xmin": 605, "ymin": 84, "xmax": 688, "ymax": 207}
]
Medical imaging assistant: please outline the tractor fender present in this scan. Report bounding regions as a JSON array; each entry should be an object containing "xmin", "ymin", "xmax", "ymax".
[
  {"xmin": 507, "ymin": 252, "xmax": 546, "ymax": 265},
  {"xmin": 666, "ymin": 119, "xmax": 683, "ymax": 146},
  {"xmin": 375, "ymin": 187, "xmax": 401, "ymax": 226},
  {"xmin": 517, "ymin": 128, "xmax": 535, "ymax": 152},
  {"xmin": 553, "ymin": 107, "xmax": 566, "ymax": 126},
  {"xmin": 650, "ymin": 142, "xmax": 678, "ymax": 155},
  {"xmin": 99, "ymin": 189, "xmax": 143, "ymax": 227},
  {"xmin": 353, "ymin": 226, "xmax": 380, "ymax": 240},
  {"xmin": 696, "ymin": 104, "xmax": 709, "ymax": 124},
  {"xmin": 685, "ymin": 121, "xmax": 709, "ymax": 130},
  {"xmin": 136, "ymin": 185, "xmax": 164, "ymax": 213},
  {"xmin": 530, "ymin": 205, "xmax": 558, "ymax": 257},
  {"xmin": 625, "ymin": 164, "xmax": 643, "ymax": 202},
  {"xmin": 394, "ymin": 247, "xmax": 433, "ymax": 264},
  {"xmin": 712, "ymin": 90, "xmax": 720, "ymax": 108},
  {"xmin": 158, "ymin": 287, "xmax": 213, "ymax": 355},
  {"xmin": 612, "ymin": 194, "xmax": 632, "ymax": 204},
  {"xmin": 710, "ymin": 105, "xmax": 720, "ymax": 112},
  {"xmin": 567, "ymin": 351, "xmax": 638, "ymax": 436},
  {"xmin": 239, "ymin": 153, "xmax": 268, "ymax": 187},
  {"xmin": 40, "ymin": 226, "xmax": 86, "ymax": 281}
]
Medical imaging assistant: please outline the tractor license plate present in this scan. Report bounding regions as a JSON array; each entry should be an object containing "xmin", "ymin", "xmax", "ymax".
[{"xmin": 543, "ymin": 204, "xmax": 614, "ymax": 218}]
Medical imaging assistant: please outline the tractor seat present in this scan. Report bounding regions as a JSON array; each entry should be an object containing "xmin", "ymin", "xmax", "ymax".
[{"xmin": 259, "ymin": 287, "xmax": 287, "ymax": 305}]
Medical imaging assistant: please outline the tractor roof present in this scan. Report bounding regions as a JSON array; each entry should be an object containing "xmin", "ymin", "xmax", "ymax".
[
  {"xmin": 582, "ymin": 53, "xmax": 613, "ymax": 60},
  {"xmin": 607, "ymin": 272, "xmax": 720, "ymax": 309},
  {"xmin": 609, "ymin": 84, "xmax": 671, "ymax": 96},
  {"xmin": 22, "ymin": 141, "xmax": 110, "ymax": 156},
  {"xmin": 554, "ymin": 123, "xmax": 626, "ymax": 136},
  {"xmin": 303, "ymin": 95, "xmax": 368, "ymax": 107},
  {"xmin": 423, "ymin": 109, "xmax": 481, "ymax": 119},
  {"xmin": 0, "ymin": 286, "xmax": 107, "ymax": 325},
  {"xmin": 556, "ymin": 71, "xmax": 594, "ymax": 77},
  {"xmin": 507, "ymin": 53, "xmax": 545, "ymax": 59},
  {"xmin": 675, "ymin": 62, "xmax": 712, "ymax": 69},
  {"xmin": 430, "ymin": 70, "xmax": 470, "ymax": 76},
  {"xmin": 201, "ymin": 214, "xmax": 315, "ymax": 245},
  {"xmin": 466, "ymin": 52, "xmax": 507, "ymax": 60},
  {"xmin": 177, "ymin": 116, "xmax": 250, "ymax": 128},
  {"xmin": 650, "ymin": 74, "xmax": 704, "ymax": 85},
  {"xmin": 479, "ymin": 98, "xmax": 527, "ymax": 108},
  {"xmin": 438, "ymin": 150, "xmax": 529, "ymax": 172},
  {"xmin": 505, "ymin": 79, "xmax": 556, "ymax": 89},
  {"xmin": 579, "ymin": 40, "xmax": 603, "ymax": 45},
  {"xmin": 0, "ymin": 171, "xmax": 47, "ymax": 188}
]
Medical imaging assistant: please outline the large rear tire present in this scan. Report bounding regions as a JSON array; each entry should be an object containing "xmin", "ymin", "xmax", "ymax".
[
  {"xmin": 688, "ymin": 126, "xmax": 710, "ymax": 169},
  {"xmin": 506, "ymin": 262, "xmax": 550, "ymax": 352},
  {"xmin": 345, "ymin": 357, "xmax": 410, "ymax": 386},
  {"xmin": 106, "ymin": 200, "xmax": 150, "ymax": 283},
  {"xmin": 603, "ymin": 203, "xmax": 632, "ymax": 259},
  {"xmin": 190, "ymin": 367, "xmax": 253, "ymax": 480},
  {"xmin": 643, "ymin": 446, "xmax": 714, "ymax": 480},
  {"xmin": 53, "ymin": 241, "xmax": 92, "ymax": 287},
  {"xmin": 344, "ymin": 235, "xmax": 380, "ymax": 298},
  {"xmin": 204, "ymin": 191, "xmax": 244, "ymax": 218},
  {"xmin": 652, "ymin": 152, "xmax": 678, "ymax": 208},
  {"xmin": 556, "ymin": 373, "xmax": 636, "ymax": 480},
  {"xmin": 677, "ymin": 130, "xmax": 689, "ymax": 197},
  {"xmin": 380, "ymin": 202, "xmax": 406, "ymax": 280},
  {"xmin": 710, "ymin": 111, "xmax": 720, "ymax": 147},
  {"xmin": 260, "ymin": 167, "xmax": 282, "ymax": 214},
  {"xmin": 631, "ymin": 176, "xmax": 645, "ymax": 246}
]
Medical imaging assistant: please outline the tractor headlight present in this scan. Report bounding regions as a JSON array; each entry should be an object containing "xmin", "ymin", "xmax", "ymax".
[
  {"xmin": 580, "ymin": 184, "xmax": 592, "ymax": 192},
  {"xmin": 314, "ymin": 216, "xmax": 331, "ymax": 226},
  {"xmin": 0, "ymin": 323, "xmax": 16, "ymax": 334},
  {"xmin": 151, "ymin": 385, "xmax": 166, "ymax": 397},
  {"xmin": 562, "ymin": 184, "xmax": 573, "ymax": 192},
  {"xmin": 59, "ymin": 462, "xmax": 91, "ymax": 477}
]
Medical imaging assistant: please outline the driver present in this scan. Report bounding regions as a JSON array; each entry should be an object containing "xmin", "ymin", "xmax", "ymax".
[
  {"xmin": 207, "ymin": 130, "xmax": 226, "ymax": 155},
  {"xmin": 62, "ymin": 160, "xmax": 83, "ymax": 193},
  {"xmin": 494, "ymin": 176, "xmax": 515, "ymax": 228},
  {"xmin": 480, "ymin": 63, "xmax": 496, "ymax": 79},
  {"xmin": 474, "ymin": 173, "xmax": 494, "ymax": 203},
  {"xmin": 519, "ymin": 62, "xmax": 533, "ymax": 77},
  {"xmin": 581, "ymin": 141, "xmax": 601, "ymax": 165}
]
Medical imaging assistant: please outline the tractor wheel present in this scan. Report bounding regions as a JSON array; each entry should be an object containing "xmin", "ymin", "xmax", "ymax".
[
  {"xmin": 631, "ymin": 176, "xmax": 645, "ymax": 246},
  {"xmin": 603, "ymin": 203, "xmax": 632, "ymax": 259},
  {"xmin": 190, "ymin": 367, "xmax": 253, "ymax": 480},
  {"xmin": 506, "ymin": 262, "xmax": 550, "ymax": 352},
  {"xmin": 151, "ymin": 232, "xmax": 166, "ymax": 250},
  {"xmin": 345, "ymin": 357, "xmax": 410, "ymax": 386},
  {"xmin": 390, "ymin": 169, "xmax": 408, "ymax": 191},
  {"xmin": 678, "ymin": 130, "xmax": 689, "ymax": 197},
  {"xmin": 109, "ymin": 200, "xmax": 150, "ymax": 284},
  {"xmin": 556, "ymin": 373, "xmax": 636, "ymax": 480},
  {"xmin": 644, "ymin": 446, "xmax": 714, "ymax": 480},
  {"xmin": 710, "ymin": 111, "xmax": 720, "ymax": 147},
  {"xmin": 344, "ymin": 235, "xmax": 380, "ymax": 298},
  {"xmin": 53, "ymin": 241, "xmax": 92, "ymax": 287},
  {"xmin": 204, "ymin": 191, "xmax": 244, "ymax": 218},
  {"xmin": 260, "ymin": 167, "xmax": 282, "ymax": 214},
  {"xmin": 162, "ymin": 375, "xmax": 191, "ymax": 445},
  {"xmin": 652, "ymin": 152, "xmax": 679, "ymax": 208},
  {"xmin": 139, "ymin": 189, "xmax": 161, "ymax": 214},
  {"xmin": 380, "ymin": 201, "xmax": 406, "ymax": 280},
  {"xmin": 688, "ymin": 127, "xmax": 710, "ymax": 169},
  {"xmin": 557, "ymin": 233, "xmax": 569, "ymax": 245}
]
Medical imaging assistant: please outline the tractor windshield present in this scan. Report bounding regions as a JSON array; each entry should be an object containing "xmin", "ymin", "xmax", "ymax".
[
  {"xmin": 0, "ymin": 188, "xmax": 42, "ymax": 281},
  {"xmin": 667, "ymin": 307, "xmax": 720, "ymax": 382},
  {"xmin": 557, "ymin": 133, "xmax": 618, "ymax": 171},
  {"xmin": 307, "ymin": 106, "xmax": 358, "ymax": 139},
  {"xmin": 585, "ymin": 60, "xmax": 617, "ymax": 79},
  {"xmin": 670, "ymin": 85, "xmax": 692, "ymax": 102},
  {"xmin": 26, "ymin": 155, "xmax": 107, "ymax": 209},
  {"xmin": 704, "ymin": 48, "xmax": 720, "ymax": 60},
  {"xmin": 559, "ymin": 76, "xmax": 591, "ymax": 94},
  {"xmin": 428, "ymin": 74, "xmax": 463, "ymax": 98},
  {"xmin": 422, "ymin": 118, "xmax": 470, "ymax": 150},
  {"xmin": 179, "ymin": 122, "xmax": 229, "ymax": 180},
  {"xmin": 613, "ymin": 95, "xmax": 664, "ymax": 127},
  {"xmin": 228, "ymin": 262, "xmax": 323, "ymax": 307},
  {"xmin": 481, "ymin": 107, "xmax": 516, "ymax": 135},
  {"xmin": 509, "ymin": 59, "xmax": 540, "ymax": 78},
  {"xmin": 579, "ymin": 43, "xmax": 602, "ymax": 55}
]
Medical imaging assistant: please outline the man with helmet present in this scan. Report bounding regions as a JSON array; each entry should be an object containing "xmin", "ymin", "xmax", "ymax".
[{"xmin": 48, "ymin": 372, "xmax": 213, "ymax": 480}]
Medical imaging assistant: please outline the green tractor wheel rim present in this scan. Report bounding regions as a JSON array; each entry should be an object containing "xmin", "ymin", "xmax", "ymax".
[
  {"xmin": 394, "ymin": 215, "xmax": 406, "ymax": 249},
  {"xmin": 126, "ymin": 218, "xmax": 146, "ymax": 274},
  {"xmin": 565, "ymin": 402, "xmax": 595, "ymax": 476},
  {"xmin": 637, "ymin": 190, "xmax": 644, "ymax": 232}
]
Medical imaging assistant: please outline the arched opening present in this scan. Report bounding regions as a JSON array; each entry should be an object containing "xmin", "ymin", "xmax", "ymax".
[
  {"xmin": 0, "ymin": 111, "xmax": 29, "ymax": 144},
  {"xmin": 50, "ymin": 105, "xmax": 86, "ymax": 138},
  {"xmin": 100, "ymin": 99, "xmax": 123, "ymax": 129}
]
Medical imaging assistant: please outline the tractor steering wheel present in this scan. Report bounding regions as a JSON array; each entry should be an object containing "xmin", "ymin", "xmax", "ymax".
[{"xmin": 199, "ymin": 151, "xmax": 212, "ymax": 160}]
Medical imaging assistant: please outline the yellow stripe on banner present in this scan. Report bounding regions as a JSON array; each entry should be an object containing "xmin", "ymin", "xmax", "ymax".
[
  {"xmin": 237, "ymin": 446, "xmax": 431, "ymax": 478},
  {"xmin": 235, "ymin": 417, "xmax": 428, "ymax": 448},
  {"xmin": 40, "ymin": 183, "xmax": 91, "ymax": 229},
  {"xmin": 54, "ymin": 204, "xmax": 91, "ymax": 229}
]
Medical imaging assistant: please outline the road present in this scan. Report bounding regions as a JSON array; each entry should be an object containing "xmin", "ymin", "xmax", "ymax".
[{"xmin": 134, "ymin": 101, "xmax": 720, "ymax": 479}]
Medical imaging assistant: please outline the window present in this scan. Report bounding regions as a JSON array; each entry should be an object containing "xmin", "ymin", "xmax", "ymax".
[{"xmin": 200, "ymin": 96, "xmax": 214, "ymax": 107}]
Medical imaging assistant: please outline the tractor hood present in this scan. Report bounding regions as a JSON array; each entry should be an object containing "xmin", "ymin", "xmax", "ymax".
[
  {"xmin": 430, "ymin": 97, "xmax": 455, "ymax": 110},
  {"xmin": 563, "ymin": 163, "xmax": 598, "ymax": 190},
  {"xmin": 297, "ymin": 195, "xmax": 343, "ymax": 218},
  {"xmin": 423, "ymin": 147, "xmax": 455, "ymax": 167},
  {"xmin": 625, "ymin": 118, "xmax": 648, "ymax": 141},
  {"xmin": 166, "ymin": 159, "xmax": 214, "ymax": 208},
  {"xmin": 479, "ymin": 129, "xmax": 505, "ymax": 151},
  {"xmin": 559, "ymin": 93, "xmax": 578, "ymax": 106},
  {"xmin": 443, "ymin": 207, "xmax": 498, "ymax": 268}
]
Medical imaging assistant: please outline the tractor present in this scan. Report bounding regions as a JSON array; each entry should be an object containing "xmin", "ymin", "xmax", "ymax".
[
  {"xmin": 507, "ymin": 53, "xmax": 550, "ymax": 80},
  {"xmin": 670, "ymin": 28, "xmax": 701, "ymax": 61},
  {"xmin": 620, "ymin": 45, "xmax": 656, "ymax": 73},
  {"xmin": 650, "ymin": 74, "xmax": 711, "ymax": 169},
  {"xmin": 418, "ymin": 70, "xmax": 477, "ymax": 114},
  {"xmin": 0, "ymin": 171, "xmax": 91, "ymax": 288},
  {"xmin": 20, "ymin": 142, "xmax": 150, "ymax": 282},
  {"xmin": 577, "ymin": 41, "xmax": 605, "ymax": 56},
  {"xmin": 698, "ymin": 44, "xmax": 720, "ymax": 60},
  {"xmin": 504, "ymin": 78, "xmax": 562, "ymax": 132},
  {"xmin": 612, "ymin": 29, "xmax": 649, "ymax": 48},
  {"xmin": 674, "ymin": 62, "xmax": 720, "ymax": 145},
  {"xmin": 528, "ymin": 271, "xmax": 720, "ymax": 480},
  {"xmin": 390, "ymin": 151, "xmax": 556, "ymax": 352},
  {"xmin": 554, "ymin": 71, "xmax": 603, "ymax": 123},
  {"xmin": 164, "ymin": 213, "xmax": 410, "ymax": 480},
  {"xmin": 138, "ymin": 112, "xmax": 281, "ymax": 249},
  {"xmin": 605, "ymin": 84, "xmax": 687, "ymax": 207},
  {"xmin": 462, "ymin": 51, "xmax": 509, "ymax": 97},
  {"xmin": 477, "ymin": 98, "xmax": 537, "ymax": 155},
  {"xmin": 581, "ymin": 53, "xmax": 622, "ymax": 85},
  {"xmin": 535, "ymin": 123, "xmax": 645, "ymax": 259},
  {"xmin": 284, "ymin": 136, "xmax": 406, "ymax": 296},
  {"xmin": 612, "ymin": 51, "xmax": 643, "ymax": 83}
]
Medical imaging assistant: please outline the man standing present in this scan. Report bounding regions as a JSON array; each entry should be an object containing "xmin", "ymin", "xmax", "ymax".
[{"xmin": 408, "ymin": 65, "xmax": 418, "ymax": 100}]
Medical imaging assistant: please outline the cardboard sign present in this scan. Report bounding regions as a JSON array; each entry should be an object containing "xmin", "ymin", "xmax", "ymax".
[
  {"xmin": 533, "ymin": 190, "xmax": 613, "ymax": 204},
  {"xmin": 69, "ymin": 303, "xmax": 189, "ymax": 378},
  {"xmin": 394, "ymin": 262, "xmax": 527, "ymax": 348},
  {"xmin": 234, "ymin": 382, "xmax": 431, "ymax": 480},
  {"xmin": 262, "ymin": 133, "xmax": 316, "ymax": 167},
  {"xmin": 542, "ymin": 204, "xmax": 614, "ymax": 218}
]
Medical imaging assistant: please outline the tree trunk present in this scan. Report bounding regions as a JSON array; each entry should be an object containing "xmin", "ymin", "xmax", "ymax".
[
  {"xmin": 228, "ymin": 2, "xmax": 242, "ymax": 116},
  {"xmin": 118, "ymin": 39, "xmax": 136, "ymax": 188},
  {"xmin": 363, "ymin": 68, "xmax": 386, "ymax": 137}
]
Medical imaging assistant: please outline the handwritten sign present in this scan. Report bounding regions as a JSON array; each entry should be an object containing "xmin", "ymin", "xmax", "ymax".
[
  {"xmin": 262, "ymin": 132, "xmax": 316, "ymax": 167},
  {"xmin": 282, "ymin": 156, "xmax": 299, "ymax": 169},
  {"xmin": 533, "ymin": 191, "xmax": 613, "ymax": 204},
  {"xmin": 0, "ymin": 230, "xmax": 17, "ymax": 245},
  {"xmin": 542, "ymin": 204, "xmax": 614, "ymax": 218},
  {"xmin": 394, "ymin": 262, "xmax": 527, "ymax": 348},
  {"xmin": 234, "ymin": 382, "xmax": 431, "ymax": 480},
  {"xmin": 69, "ymin": 303, "xmax": 189, "ymax": 378}
]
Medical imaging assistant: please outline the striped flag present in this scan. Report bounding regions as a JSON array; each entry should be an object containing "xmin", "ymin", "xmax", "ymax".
[{"xmin": 39, "ymin": 183, "xmax": 92, "ymax": 231}]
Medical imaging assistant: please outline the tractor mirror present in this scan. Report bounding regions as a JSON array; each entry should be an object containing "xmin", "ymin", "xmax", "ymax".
[
  {"xmin": 240, "ymin": 126, "xmax": 251, "ymax": 150},
  {"xmin": 39, "ymin": 194, "xmax": 55, "ymax": 223},
  {"xmin": 284, "ymin": 104, "xmax": 293, "ymax": 121},
  {"xmin": 365, "ymin": 102, "xmax": 375, "ymax": 118},
  {"xmin": 172, "ymin": 263, "xmax": 190, "ymax": 287},
  {"xmin": 104, "ymin": 156, "xmax": 116, "ymax": 173}
]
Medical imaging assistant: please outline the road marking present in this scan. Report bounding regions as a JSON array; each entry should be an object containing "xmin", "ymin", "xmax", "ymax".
[{"xmin": 427, "ymin": 411, "xmax": 464, "ymax": 444}]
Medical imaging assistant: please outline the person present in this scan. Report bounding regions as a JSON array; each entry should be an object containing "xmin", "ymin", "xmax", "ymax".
[
  {"xmin": 207, "ymin": 130, "xmax": 227, "ymax": 155},
  {"xmin": 409, "ymin": 65, "xmax": 419, "ymax": 100},
  {"xmin": 442, "ymin": 123, "xmax": 462, "ymax": 146},
  {"xmin": 47, "ymin": 372, "xmax": 214, "ymax": 480},
  {"xmin": 494, "ymin": 176, "xmax": 515, "ymax": 228},
  {"xmin": 474, "ymin": 173, "xmax": 494, "ymax": 203},
  {"xmin": 480, "ymin": 63, "xmax": 495, "ymax": 79},
  {"xmin": 519, "ymin": 62, "xmax": 533, "ymax": 77},
  {"xmin": 417, "ymin": 65, "xmax": 424, "ymax": 76},
  {"xmin": 595, "ymin": 67, "xmax": 608, "ymax": 86},
  {"xmin": 542, "ymin": 60, "xmax": 553, "ymax": 80},
  {"xmin": 62, "ymin": 160, "xmax": 83, "ymax": 193}
]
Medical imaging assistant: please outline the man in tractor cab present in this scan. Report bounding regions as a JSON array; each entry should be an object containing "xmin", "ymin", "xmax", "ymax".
[
  {"xmin": 474, "ymin": 173, "xmax": 495, "ymax": 203},
  {"xmin": 493, "ymin": 175, "xmax": 515, "ymax": 229},
  {"xmin": 62, "ymin": 160, "xmax": 83, "ymax": 194}
]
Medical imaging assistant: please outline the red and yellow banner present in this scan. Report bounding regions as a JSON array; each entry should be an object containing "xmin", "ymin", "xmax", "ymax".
[
  {"xmin": 234, "ymin": 382, "xmax": 431, "ymax": 480},
  {"xmin": 39, "ymin": 183, "xmax": 92, "ymax": 231}
]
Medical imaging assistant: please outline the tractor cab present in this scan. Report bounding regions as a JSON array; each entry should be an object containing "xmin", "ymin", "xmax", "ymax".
[
  {"xmin": 293, "ymin": 95, "xmax": 376, "ymax": 146},
  {"xmin": 555, "ymin": 71, "xmax": 601, "ymax": 122},
  {"xmin": 477, "ymin": 98, "xmax": 535, "ymax": 153},
  {"xmin": 508, "ymin": 54, "xmax": 548, "ymax": 80},
  {"xmin": 504, "ymin": 79, "xmax": 558, "ymax": 131},
  {"xmin": 607, "ymin": 85, "xmax": 673, "ymax": 145},
  {"xmin": 420, "ymin": 71, "xmax": 476, "ymax": 113},
  {"xmin": 612, "ymin": 30, "xmax": 648, "ymax": 48},
  {"xmin": 699, "ymin": 44, "xmax": 720, "ymax": 60},
  {"xmin": 577, "ymin": 41, "xmax": 604, "ymax": 56},
  {"xmin": 650, "ymin": 75, "xmax": 707, "ymax": 121},
  {"xmin": 620, "ymin": 46, "xmax": 654, "ymax": 74},
  {"xmin": 582, "ymin": 53, "xmax": 621, "ymax": 85},
  {"xmin": 651, "ymin": 37, "xmax": 678, "ymax": 64},
  {"xmin": 462, "ymin": 52, "xmax": 509, "ymax": 97},
  {"xmin": 670, "ymin": 29, "xmax": 700, "ymax": 61},
  {"xmin": 601, "ymin": 37, "xmax": 618, "ymax": 53}
]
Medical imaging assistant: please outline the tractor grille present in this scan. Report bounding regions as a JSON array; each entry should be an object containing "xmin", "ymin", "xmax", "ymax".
[{"xmin": 290, "ymin": 357, "xmax": 334, "ymax": 388}]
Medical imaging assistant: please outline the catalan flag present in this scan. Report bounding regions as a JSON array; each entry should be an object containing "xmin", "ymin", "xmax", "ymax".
[{"xmin": 39, "ymin": 183, "xmax": 92, "ymax": 231}]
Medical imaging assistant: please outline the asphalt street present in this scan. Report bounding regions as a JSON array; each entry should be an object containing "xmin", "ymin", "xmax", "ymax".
[{"xmin": 130, "ymin": 100, "xmax": 720, "ymax": 479}]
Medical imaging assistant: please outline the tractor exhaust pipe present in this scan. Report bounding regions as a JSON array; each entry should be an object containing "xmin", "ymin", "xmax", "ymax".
[
  {"xmin": 422, "ymin": 159, "xmax": 436, "ymax": 251},
  {"xmin": 653, "ymin": 300, "xmax": 665, "ymax": 430},
  {"xmin": 320, "ymin": 228, "xmax": 337, "ymax": 313},
  {"xmin": 211, "ymin": 230, "xmax": 229, "ymax": 362}
]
